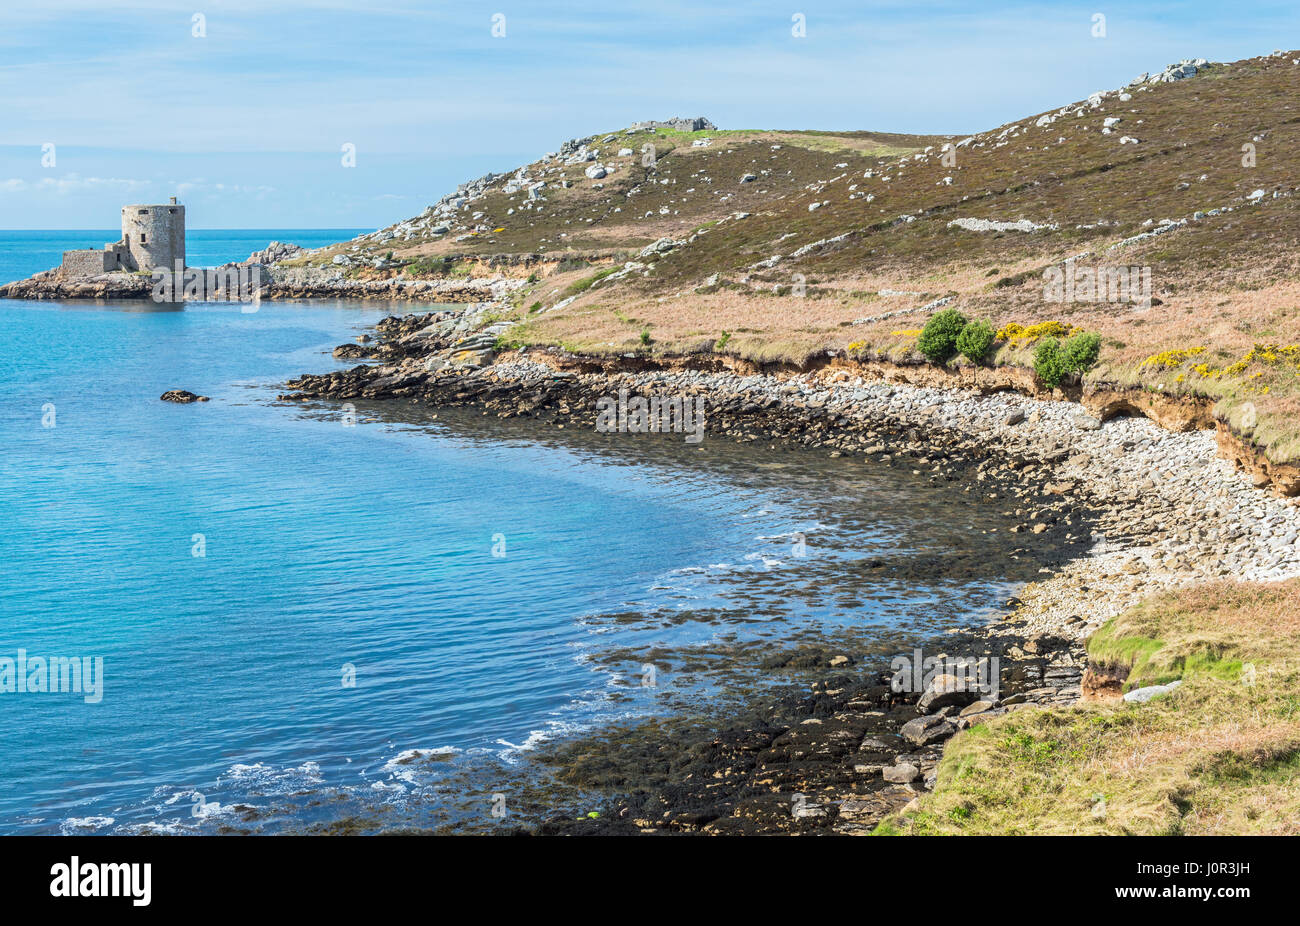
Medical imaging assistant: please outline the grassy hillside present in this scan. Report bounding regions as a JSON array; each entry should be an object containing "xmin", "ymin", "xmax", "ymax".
[
  {"xmin": 879, "ymin": 580, "xmax": 1300, "ymax": 836},
  {"xmin": 312, "ymin": 50, "xmax": 1300, "ymax": 464}
]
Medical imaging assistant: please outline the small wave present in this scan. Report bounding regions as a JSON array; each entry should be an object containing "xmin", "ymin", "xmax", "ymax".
[
  {"xmin": 380, "ymin": 747, "xmax": 462, "ymax": 784},
  {"xmin": 496, "ymin": 722, "xmax": 585, "ymax": 760},
  {"xmin": 60, "ymin": 816, "xmax": 114, "ymax": 834},
  {"xmin": 216, "ymin": 761, "xmax": 324, "ymax": 794}
]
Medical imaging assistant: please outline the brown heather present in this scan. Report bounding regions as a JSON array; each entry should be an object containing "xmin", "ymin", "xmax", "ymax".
[{"xmin": 312, "ymin": 50, "xmax": 1300, "ymax": 461}]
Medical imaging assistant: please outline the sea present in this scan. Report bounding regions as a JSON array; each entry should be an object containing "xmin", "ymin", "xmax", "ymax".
[{"xmin": 0, "ymin": 229, "xmax": 1024, "ymax": 833}]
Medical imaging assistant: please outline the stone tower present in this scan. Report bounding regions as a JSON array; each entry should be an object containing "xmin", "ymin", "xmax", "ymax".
[{"xmin": 119, "ymin": 198, "xmax": 185, "ymax": 272}]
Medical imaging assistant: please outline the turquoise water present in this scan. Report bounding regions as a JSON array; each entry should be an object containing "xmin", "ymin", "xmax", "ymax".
[{"xmin": 0, "ymin": 233, "xmax": 1022, "ymax": 834}]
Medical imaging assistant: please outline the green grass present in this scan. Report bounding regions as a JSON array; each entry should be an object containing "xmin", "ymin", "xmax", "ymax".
[
  {"xmin": 561, "ymin": 267, "xmax": 619, "ymax": 298},
  {"xmin": 880, "ymin": 580, "xmax": 1300, "ymax": 835}
]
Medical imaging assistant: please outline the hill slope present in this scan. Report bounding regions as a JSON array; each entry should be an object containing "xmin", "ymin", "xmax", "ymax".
[{"xmin": 301, "ymin": 50, "xmax": 1300, "ymax": 472}]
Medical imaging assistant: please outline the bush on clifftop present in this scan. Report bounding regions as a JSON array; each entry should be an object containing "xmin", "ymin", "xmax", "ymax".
[
  {"xmin": 956, "ymin": 319, "xmax": 996, "ymax": 364},
  {"xmin": 917, "ymin": 308, "xmax": 969, "ymax": 363},
  {"xmin": 1062, "ymin": 331, "xmax": 1102, "ymax": 374},
  {"xmin": 1034, "ymin": 331, "xmax": 1102, "ymax": 388}
]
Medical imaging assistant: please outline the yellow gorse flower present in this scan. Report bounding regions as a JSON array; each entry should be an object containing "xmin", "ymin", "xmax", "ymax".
[
  {"xmin": 1139, "ymin": 347, "xmax": 1206, "ymax": 369},
  {"xmin": 996, "ymin": 321, "xmax": 1078, "ymax": 345}
]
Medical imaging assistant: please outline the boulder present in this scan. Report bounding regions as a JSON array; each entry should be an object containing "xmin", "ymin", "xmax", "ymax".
[
  {"xmin": 917, "ymin": 674, "xmax": 981, "ymax": 713},
  {"xmin": 882, "ymin": 763, "xmax": 920, "ymax": 783},
  {"xmin": 959, "ymin": 699, "xmax": 998, "ymax": 716},
  {"xmin": 899, "ymin": 714, "xmax": 957, "ymax": 746},
  {"xmin": 1122, "ymin": 680, "xmax": 1182, "ymax": 703}
]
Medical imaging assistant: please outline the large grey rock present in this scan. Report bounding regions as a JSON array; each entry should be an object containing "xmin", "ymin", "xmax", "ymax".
[
  {"xmin": 899, "ymin": 714, "xmax": 957, "ymax": 746},
  {"xmin": 1122, "ymin": 680, "xmax": 1182, "ymax": 703},
  {"xmin": 638, "ymin": 237, "xmax": 680, "ymax": 258},
  {"xmin": 882, "ymin": 763, "xmax": 920, "ymax": 783},
  {"xmin": 917, "ymin": 674, "xmax": 982, "ymax": 713}
]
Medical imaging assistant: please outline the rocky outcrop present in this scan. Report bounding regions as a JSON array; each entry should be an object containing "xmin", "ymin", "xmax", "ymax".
[
  {"xmin": 1129, "ymin": 57, "xmax": 1214, "ymax": 86},
  {"xmin": 1215, "ymin": 421, "xmax": 1300, "ymax": 496},
  {"xmin": 1082, "ymin": 384, "xmax": 1215, "ymax": 432},
  {"xmin": 244, "ymin": 241, "xmax": 305, "ymax": 265},
  {"xmin": 260, "ymin": 266, "xmax": 528, "ymax": 303},
  {"xmin": 629, "ymin": 116, "xmax": 717, "ymax": 133},
  {"xmin": 160, "ymin": 390, "xmax": 209, "ymax": 403},
  {"xmin": 0, "ymin": 270, "xmax": 153, "ymax": 300}
]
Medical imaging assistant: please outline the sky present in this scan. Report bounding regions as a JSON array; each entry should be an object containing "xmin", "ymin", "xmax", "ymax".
[{"xmin": 1, "ymin": 0, "xmax": 1296, "ymax": 229}]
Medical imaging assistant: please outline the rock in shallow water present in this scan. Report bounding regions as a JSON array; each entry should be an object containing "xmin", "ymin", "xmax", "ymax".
[{"xmin": 160, "ymin": 390, "xmax": 209, "ymax": 403}]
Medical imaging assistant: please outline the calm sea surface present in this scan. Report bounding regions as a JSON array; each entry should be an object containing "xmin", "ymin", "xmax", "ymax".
[{"xmin": 0, "ymin": 230, "xmax": 1021, "ymax": 833}]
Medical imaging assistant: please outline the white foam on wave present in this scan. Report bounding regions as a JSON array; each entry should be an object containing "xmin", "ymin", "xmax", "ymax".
[
  {"xmin": 216, "ymin": 760, "xmax": 324, "ymax": 794},
  {"xmin": 495, "ymin": 721, "xmax": 583, "ymax": 761},
  {"xmin": 370, "ymin": 780, "xmax": 408, "ymax": 794},
  {"xmin": 379, "ymin": 747, "xmax": 462, "ymax": 784},
  {"xmin": 60, "ymin": 815, "xmax": 114, "ymax": 834}
]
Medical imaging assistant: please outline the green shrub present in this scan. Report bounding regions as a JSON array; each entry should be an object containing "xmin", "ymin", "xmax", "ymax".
[
  {"xmin": 640, "ymin": 328, "xmax": 652, "ymax": 346},
  {"xmin": 1036, "ymin": 331, "xmax": 1102, "ymax": 387},
  {"xmin": 1062, "ymin": 331, "xmax": 1101, "ymax": 374},
  {"xmin": 917, "ymin": 308, "xmax": 969, "ymax": 363},
  {"xmin": 404, "ymin": 255, "xmax": 454, "ymax": 276},
  {"xmin": 956, "ymin": 319, "xmax": 996, "ymax": 364},
  {"xmin": 1033, "ymin": 337, "xmax": 1067, "ymax": 388}
]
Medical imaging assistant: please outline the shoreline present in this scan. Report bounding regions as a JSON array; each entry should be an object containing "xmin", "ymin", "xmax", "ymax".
[
  {"xmin": 0, "ymin": 264, "xmax": 527, "ymax": 304},
  {"xmin": 279, "ymin": 305, "xmax": 1300, "ymax": 834}
]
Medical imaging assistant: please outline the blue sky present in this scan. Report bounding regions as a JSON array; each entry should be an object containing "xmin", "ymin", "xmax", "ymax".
[{"xmin": 1, "ymin": 0, "xmax": 1296, "ymax": 229}]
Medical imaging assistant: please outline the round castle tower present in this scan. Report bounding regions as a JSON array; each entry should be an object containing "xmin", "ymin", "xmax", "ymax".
[{"xmin": 120, "ymin": 199, "xmax": 185, "ymax": 272}]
